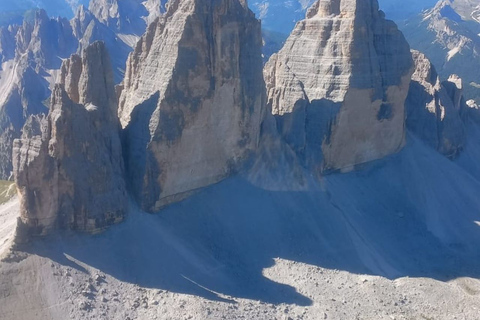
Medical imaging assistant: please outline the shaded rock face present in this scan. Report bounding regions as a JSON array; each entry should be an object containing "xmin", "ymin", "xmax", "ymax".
[
  {"xmin": 0, "ymin": 26, "xmax": 16, "ymax": 65},
  {"xmin": 406, "ymin": 50, "xmax": 466, "ymax": 157},
  {"xmin": 13, "ymin": 42, "xmax": 127, "ymax": 240},
  {"xmin": 119, "ymin": 0, "xmax": 265, "ymax": 212},
  {"xmin": 264, "ymin": 0, "xmax": 413, "ymax": 172}
]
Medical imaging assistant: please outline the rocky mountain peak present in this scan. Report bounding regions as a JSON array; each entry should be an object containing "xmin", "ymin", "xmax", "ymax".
[
  {"xmin": 60, "ymin": 41, "xmax": 117, "ymax": 118},
  {"xmin": 13, "ymin": 41, "xmax": 127, "ymax": 241},
  {"xmin": 119, "ymin": 0, "xmax": 265, "ymax": 212},
  {"xmin": 265, "ymin": 0, "xmax": 413, "ymax": 172}
]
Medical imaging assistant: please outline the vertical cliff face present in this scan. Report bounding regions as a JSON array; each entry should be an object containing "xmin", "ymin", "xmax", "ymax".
[
  {"xmin": 119, "ymin": 0, "xmax": 265, "ymax": 212},
  {"xmin": 406, "ymin": 50, "xmax": 466, "ymax": 157},
  {"xmin": 13, "ymin": 42, "xmax": 127, "ymax": 241},
  {"xmin": 264, "ymin": 0, "xmax": 413, "ymax": 172}
]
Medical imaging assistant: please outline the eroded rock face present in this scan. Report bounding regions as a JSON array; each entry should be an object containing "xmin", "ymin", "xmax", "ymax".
[
  {"xmin": 13, "ymin": 42, "xmax": 127, "ymax": 240},
  {"xmin": 264, "ymin": 0, "xmax": 413, "ymax": 172},
  {"xmin": 406, "ymin": 50, "xmax": 466, "ymax": 157},
  {"xmin": 119, "ymin": 0, "xmax": 265, "ymax": 212}
]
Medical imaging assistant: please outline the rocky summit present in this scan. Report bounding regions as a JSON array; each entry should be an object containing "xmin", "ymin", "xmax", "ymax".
[
  {"xmin": 119, "ymin": 0, "xmax": 265, "ymax": 212},
  {"xmin": 12, "ymin": 42, "xmax": 127, "ymax": 241},
  {"xmin": 265, "ymin": 0, "xmax": 414, "ymax": 173}
]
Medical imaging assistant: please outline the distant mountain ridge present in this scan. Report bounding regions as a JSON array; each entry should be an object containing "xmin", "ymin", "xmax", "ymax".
[
  {"xmin": 400, "ymin": 0, "xmax": 480, "ymax": 103},
  {"xmin": 0, "ymin": 0, "xmax": 160, "ymax": 179}
]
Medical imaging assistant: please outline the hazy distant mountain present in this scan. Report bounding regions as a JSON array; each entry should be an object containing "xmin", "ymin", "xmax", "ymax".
[
  {"xmin": 250, "ymin": 0, "xmax": 315, "ymax": 35},
  {"xmin": 0, "ymin": 0, "xmax": 159, "ymax": 178},
  {"xmin": 249, "ymin": 0, "xmax": 438, "ymax": 35},
  {"xmin": 379, "ymin": 0, "xmax": 438, "ymax": 21},
  {"xmin": 400, "ymin": 0, "xmax": 480, "ymax": 103},
  {"xmin": 0, "ymin": 0, "xmax": 89, "ymax": 22}
]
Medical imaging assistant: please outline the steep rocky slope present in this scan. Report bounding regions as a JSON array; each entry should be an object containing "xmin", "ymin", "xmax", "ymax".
[
  {"xmin": 400, "ymin": 0, "xmax": 480, "ymax": 103},
  {"xmin": 12, "ymin": 42, "xmax": 127, "ymax": 240},
  {"xmin": 119, "ymin": 0, "xmax": 265, "ymax": 212},
  {"xmin": 264, "ymin": 0, "xmax": 413, "ymax": 172}
]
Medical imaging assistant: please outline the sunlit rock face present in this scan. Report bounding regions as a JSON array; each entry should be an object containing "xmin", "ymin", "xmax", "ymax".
[
  {"xmin": 13, "ymin": 42, "xmax": 127, "ymax": 241},
  {"xmin": 118, "ymin": 0, "xmax": 265, "ymax": 212},
  {"xmin": 264, "ymin": 0, "xmax": 413, "ymax": 173}
]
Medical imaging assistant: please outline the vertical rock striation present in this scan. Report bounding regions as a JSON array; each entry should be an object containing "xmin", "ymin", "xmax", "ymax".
[
  {"xmin": 119, "ymin": 0, "xmax": 265, "ymax": 212},
  {"xmin": 13, "ymin": 42, "xmax": 127, "ymax": 241},
  {"xmin": 264, "ymin": 0, "xmax": 414, "ymax": 172}
]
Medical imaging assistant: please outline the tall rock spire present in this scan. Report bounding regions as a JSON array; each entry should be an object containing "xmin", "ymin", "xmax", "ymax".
[
  {"xmin": 13, "ymin": 42, "xmax": 127, "ymax": 241},
  {"xmin": 118, "ymin": 0, "xmax": 266, "ymax": 212},
  {"xmin": 265, "ymin": 0, "xmax": 414, "ymax": 172}
]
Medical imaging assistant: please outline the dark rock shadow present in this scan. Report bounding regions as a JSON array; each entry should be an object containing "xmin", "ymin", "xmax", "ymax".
[{"xmin": 273, "ymin": 98, "xmax": 341, "ymax": 170}]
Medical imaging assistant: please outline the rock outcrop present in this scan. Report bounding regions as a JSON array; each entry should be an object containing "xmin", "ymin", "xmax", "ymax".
[
  {"xmin": 13, "ymin": 42, "xmax": 127, "ymax": 240},
  {"xmin": 264, "ymin": 0, "xmax": 414, "ymax": 172},
  {"xmin": 119, "ymin": 0, "xmax": 265, "ymax": 212},
  {"xmin": 406, "ymin": 50, "xmax": 466, "ymax": 157}
]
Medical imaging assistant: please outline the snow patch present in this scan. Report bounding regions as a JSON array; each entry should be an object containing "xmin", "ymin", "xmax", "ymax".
[{"xmin": 447, "ymin": 46, "xmax": 461, "ymax": 61}]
